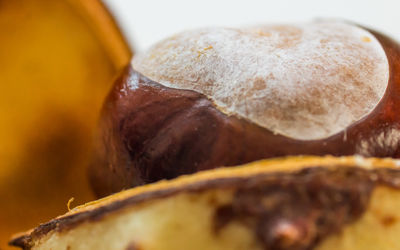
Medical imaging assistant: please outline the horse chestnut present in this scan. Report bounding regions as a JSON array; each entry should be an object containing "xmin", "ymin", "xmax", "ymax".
[{"xmin": 90, "ymin": 20, "xmax": 400, "ymax": 197}]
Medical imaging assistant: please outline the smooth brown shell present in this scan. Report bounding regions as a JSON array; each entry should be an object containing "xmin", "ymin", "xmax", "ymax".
[{"xmin": 89, "ymin": 28, "xmax": 400, "ymax": 197}]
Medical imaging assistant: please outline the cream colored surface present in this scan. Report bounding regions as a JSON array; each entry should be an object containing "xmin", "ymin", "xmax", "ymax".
[
  {"xmin": 34, "ymin": 191, "xmax": 262, "ymax": 250},
  {"xmin": 317, "ymin": 187, "xmax": 400, "ymax": 250},
  {"xmin": 31, "ymin": 186, "xmax": 400, "ymax": 250},
  {"xmin": 133, "ymin": 21, "xmax": 389, "ymax": 140},
  {"xmin": 19, "ymin": 156, "xmax": 400, "ymax": 250}
]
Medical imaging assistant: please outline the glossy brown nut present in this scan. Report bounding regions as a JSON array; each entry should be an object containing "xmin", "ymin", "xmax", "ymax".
[{"xmin": 89, "ymin": 22, "xmax": 400, "ymax": 197}]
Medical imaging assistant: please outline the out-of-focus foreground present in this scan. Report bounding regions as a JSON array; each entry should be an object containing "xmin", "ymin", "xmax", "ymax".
[{"xmin": 0, "ymin": 0, "xmax": 131, "ymax": 249}]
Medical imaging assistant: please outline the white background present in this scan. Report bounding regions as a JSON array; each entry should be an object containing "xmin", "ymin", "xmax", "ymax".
[{"xmin": 104, "ymin": 0, "xmax": 400, "ymax": 51}]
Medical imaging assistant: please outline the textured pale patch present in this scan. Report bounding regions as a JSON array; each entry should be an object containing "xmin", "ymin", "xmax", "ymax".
[{"xmin": 133, "ymin": 21, "xmax": 389, "ymax": 140}]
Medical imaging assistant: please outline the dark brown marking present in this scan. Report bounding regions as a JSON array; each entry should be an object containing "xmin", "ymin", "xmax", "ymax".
[
  {"xmin": 125, "ymin": 241, "xmax": 141, "ymax": 250},
  {"xmin": 214, "ymin": 167, "xmax": 397, "ymax": 250},
  {"xmin": 381, "ymin": 216, "xmax": 397, "ymax": 227}
]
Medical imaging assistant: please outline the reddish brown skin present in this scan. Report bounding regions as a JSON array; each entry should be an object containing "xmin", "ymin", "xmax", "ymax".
[{"xmin": 89, "ymin": 29, "xmax": 400, "ymax": 197}]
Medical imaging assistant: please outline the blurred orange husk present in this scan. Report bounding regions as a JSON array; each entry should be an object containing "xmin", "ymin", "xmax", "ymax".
[{"xmin": 0, "ymin": 0, "xmax": 132, "ymax": 249}]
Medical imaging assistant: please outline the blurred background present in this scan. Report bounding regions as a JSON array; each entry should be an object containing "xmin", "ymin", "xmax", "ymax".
[
  {"xmin": 106, "ymin": 0, "xmax": 400, "ymax": 50},
  {"xmin": 0, "ymin": 0, "xmax": 399, "ymax": 249}
]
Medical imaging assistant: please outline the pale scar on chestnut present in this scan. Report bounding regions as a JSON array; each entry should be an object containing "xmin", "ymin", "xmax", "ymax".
[{"xmin": 133, "ymin": 21, "xmax": 389, "ymax": 140}]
